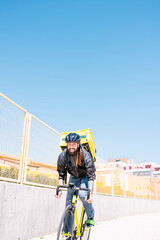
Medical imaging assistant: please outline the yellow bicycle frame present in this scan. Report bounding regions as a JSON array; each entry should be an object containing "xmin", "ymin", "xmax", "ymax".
[
  {"xmin": 61, "ymin": 188, "xmax": 90, "ymax": 239},
  {"xmin": 62, "ymin": 194, "xmax": 85, "ymax": 238},
  {"xmin": 72, "ymin": 194, "xmax": 85, "ymax": 237}
]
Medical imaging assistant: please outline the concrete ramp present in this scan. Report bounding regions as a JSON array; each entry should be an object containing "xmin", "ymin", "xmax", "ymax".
[
  {"xmin": 90, "ymin": 212, "xmax": 160, "ymax": 240},
  {"xmin": 29, "ymin": 212, "xmax": 160, "ymax": 240}
]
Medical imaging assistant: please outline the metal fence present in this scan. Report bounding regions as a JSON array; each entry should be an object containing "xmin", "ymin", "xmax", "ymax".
[
  {"xmin": 1, "ymin": 92, "xmax": 160, "ymax": 200},
  {"xmin": 96, "ymin": 167, "xmax": 160, "ymax": 200},
  {"xmin": 0, "ymin": 93, "xmax": 60, "ymax": 187}
]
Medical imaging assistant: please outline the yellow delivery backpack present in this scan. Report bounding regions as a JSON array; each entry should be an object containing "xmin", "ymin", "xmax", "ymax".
[{"xmin": 60, "ymin": 129, "xmax": 96, "ymax": 162}]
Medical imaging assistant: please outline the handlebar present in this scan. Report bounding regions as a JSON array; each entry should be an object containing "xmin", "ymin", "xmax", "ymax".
[{"xmin": 56, "ymin": 183, "xmax": 91, "ymax": 200}]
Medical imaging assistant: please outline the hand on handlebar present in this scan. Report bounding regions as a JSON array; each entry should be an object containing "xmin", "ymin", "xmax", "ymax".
[
  {"xmin": 55, "ymin": 184, "xmax": 92, "ymax": 202},
  {"xmin": 55, "ymin": 180, "xmax": 64, "ymax": 198},
  {"xmin": 54, "ymin": 189, "xmax": 62, "ymax": 199},
  {"xmin": 85, "ymin": 193, "xmax": 93, "ymax": 203}
]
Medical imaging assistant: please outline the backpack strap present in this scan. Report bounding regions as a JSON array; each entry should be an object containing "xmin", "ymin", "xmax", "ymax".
[{"xmin": 64, "ymin": 149, "xmax": 68, "ymax": 184}]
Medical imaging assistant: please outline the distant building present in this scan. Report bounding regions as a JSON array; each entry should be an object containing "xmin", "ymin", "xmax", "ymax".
[
  {"xmin": 0, "ymin": 152, "xmax": 57, "ymax": 175},
  {"xmin": 108, "ymin": 158, "xmax": 129, "ymax": 163},
  {"xmin": 108, "ymin": 158, "xmax": 160, "ymax": 177},
  {"xmin": 96, "ymin": 157, "xmax": 160, "ymax": 177}
]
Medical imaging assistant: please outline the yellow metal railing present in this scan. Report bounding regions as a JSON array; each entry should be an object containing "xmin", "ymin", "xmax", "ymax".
[
  {"xmin": 96, "ymin": 168, "xmax": 160, "ymax": 200},
  {"xmin": 0, "ymin": 93, "xmax": 60, "ymax": 187},
  {"xmin": 1, "ymin": 92, "xmax": 160, "ymax": 199}
]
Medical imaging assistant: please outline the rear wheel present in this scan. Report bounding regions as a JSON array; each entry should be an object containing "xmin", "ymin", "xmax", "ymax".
[
  {"xmin": 80, "ymin": 210, "xmax": 91, "ymax": 240},
  {"xmin": 57, "ymin": 205, "xmax": 75, "ymax": 240}
]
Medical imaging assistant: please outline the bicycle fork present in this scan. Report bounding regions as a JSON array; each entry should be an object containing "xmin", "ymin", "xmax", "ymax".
[{"xmin": 72, "ymin": 195, "xmax": 85, "ymax": 237}]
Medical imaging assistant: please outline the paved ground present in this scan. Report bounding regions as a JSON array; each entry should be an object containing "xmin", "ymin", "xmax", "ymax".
[{"xmin": 29, "ymin": 212, "xmax": 160, "ymax": 240}]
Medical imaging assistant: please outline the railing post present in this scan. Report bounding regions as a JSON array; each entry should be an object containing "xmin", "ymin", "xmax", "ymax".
[
  {"xmin": 111, "ymin": 165, "xmax": 114, "ymax": 196},
  {"xmin": 94, "ymin": 177, "xmax": 97, "ymax": 194},
  {"xmin": 19, "ymin": 112, "xmax": 29, "ymax": 184},
  {"xmin": 22, "ymin": 114, "xmax": 32, "ymax": 183},
  {"xmin": 123, "ymin": 171, "xmax": 126, "ymax": 198},
  {"xmin": 156, "ymin": 179, "xmax": 158, "ymax": 200},
  {"xmin": 142, "ymin": 178, "xmax": 144, "ymax": 199},
  {"xmin": 149, "ymin": 178, "xmax": 151, "ymax": 200},
  {"xmin": 133, "ymin": 175, "xmax": 136, "ymax": 198}
]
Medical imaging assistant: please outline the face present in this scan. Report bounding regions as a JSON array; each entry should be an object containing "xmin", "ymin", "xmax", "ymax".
[{"xmin": 67, "ymin": 142, "xmax": 79, "ymax": 155}]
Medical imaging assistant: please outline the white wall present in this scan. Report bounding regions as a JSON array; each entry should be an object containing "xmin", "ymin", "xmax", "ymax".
[{"xmin": 0, "ymin": 182, "xmax": 160, "ymax": 240}]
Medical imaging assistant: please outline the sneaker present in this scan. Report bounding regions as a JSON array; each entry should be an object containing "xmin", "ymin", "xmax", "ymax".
[{"xmin": 85, "ymin": 217, "xmax": 95, "ymax": 227}]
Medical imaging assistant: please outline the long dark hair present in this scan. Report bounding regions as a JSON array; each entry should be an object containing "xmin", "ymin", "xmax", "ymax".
[{"xmin": 75, "ymin": 148, "xmax": 83, "ymax": 166}]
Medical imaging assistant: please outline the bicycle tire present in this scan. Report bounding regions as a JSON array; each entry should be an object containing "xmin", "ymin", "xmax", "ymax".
[
  {"xmin": 57, "ymin": 205, "xmax": 75, "ymax": 240},
  {"xmin": 80, "ymin": 210, "xmax": 91, "ymax": 240}
]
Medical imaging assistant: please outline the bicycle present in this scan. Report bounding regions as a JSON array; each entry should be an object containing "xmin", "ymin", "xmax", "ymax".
[{"xmin": 56, "ymin": 183, "xmax": 94, "ymax": 240}]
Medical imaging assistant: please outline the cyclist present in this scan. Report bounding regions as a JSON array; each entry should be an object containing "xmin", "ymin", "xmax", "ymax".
[{"xmin": 55, "ymin": 133, "xmax": 95, "ymax": 237}]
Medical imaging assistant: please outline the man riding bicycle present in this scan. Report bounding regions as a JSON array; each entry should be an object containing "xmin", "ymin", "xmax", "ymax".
[{"xmin": 55, "ymin": 132, "xmax": 96, "ymax": 238}]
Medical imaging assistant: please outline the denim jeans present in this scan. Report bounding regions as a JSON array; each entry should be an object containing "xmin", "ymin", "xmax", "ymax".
[
  {"xmin": 66, "ymin": 175, "xmax": 94, "ymax": 218},
  {"xmin": 64, "ymin": 175, "xmax": 94, "ymax": 234}
]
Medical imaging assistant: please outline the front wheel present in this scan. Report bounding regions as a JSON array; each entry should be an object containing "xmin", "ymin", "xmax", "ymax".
[
  {"xmin": 80, "ymin": 210, "xmax": 91, "ymax": 240},
  {"xmin": 57, "ymin": 205, "xmax": 75, "ymax": 240}
]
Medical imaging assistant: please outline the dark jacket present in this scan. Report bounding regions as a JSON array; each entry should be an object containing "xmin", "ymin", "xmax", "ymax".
[{"xmin": 57, "ymin": 146, "xmax": 96, "ymax": 182}]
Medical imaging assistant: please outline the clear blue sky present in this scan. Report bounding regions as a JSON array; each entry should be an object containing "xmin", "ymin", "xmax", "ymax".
[{"xmin": 0, "ymin": 0, "xmax": 160, "ymax": 163}]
